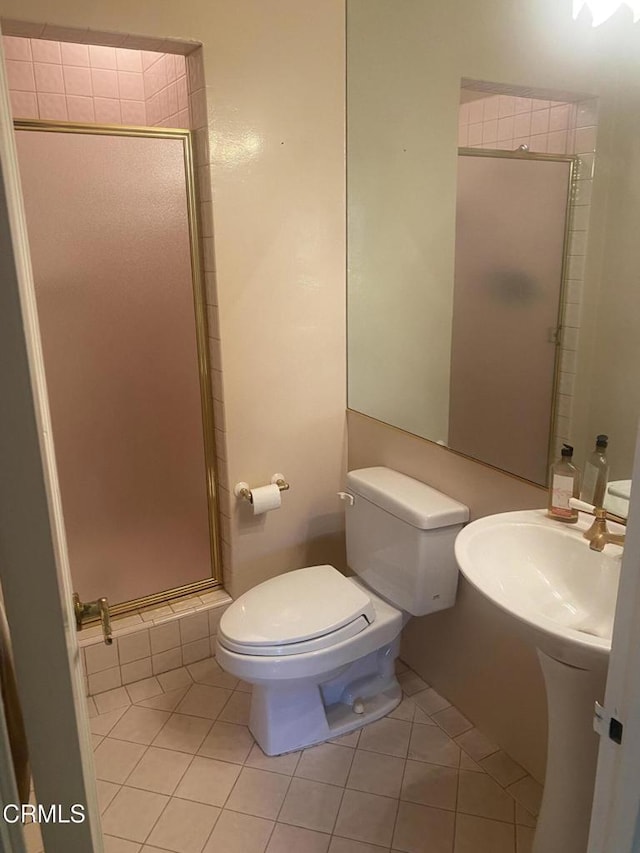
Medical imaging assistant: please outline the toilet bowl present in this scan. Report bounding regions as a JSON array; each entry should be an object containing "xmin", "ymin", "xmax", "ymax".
[
  {"xmin": 216, "ymin": 467, "xmax": 468, "ymax": 755},
  {"xmin": 216, "ymin": 566, "xmax": 404, "ymax": 755}
]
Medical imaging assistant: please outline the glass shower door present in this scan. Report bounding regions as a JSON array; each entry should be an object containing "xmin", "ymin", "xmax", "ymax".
[
  {"xmin": 449, "ymin": 151, "xmax": 573, "ymax": 485},
  {"xmin": 15, "ymin": 125, "xmax": 218, "ymax": 608}
]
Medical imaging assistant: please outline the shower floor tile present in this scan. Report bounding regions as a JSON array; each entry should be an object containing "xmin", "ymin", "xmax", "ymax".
[{"xmin": 71, "ymin": 660, "xmax": 543, "ymax": 853}]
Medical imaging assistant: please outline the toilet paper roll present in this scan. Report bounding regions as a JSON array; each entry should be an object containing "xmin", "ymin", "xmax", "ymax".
[{"xmin": 251, "ymin": 483, "xmax": 282, "ymax": 515}]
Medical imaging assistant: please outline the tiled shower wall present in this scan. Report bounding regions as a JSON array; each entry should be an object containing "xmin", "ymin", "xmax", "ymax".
[
  {"xmin": 458, "ymin": 91, "xmax": 598, "ymax": 458},
  {"xmin": 3, "ymin": 35, "xmax": 188, "ymax": 127},
  {"xmin": 458, "ymin": 94, "xmax": 577, "ymax": 154},
  {"xmin": 142, "ymin": 49, "xmax": 189, "ymax": 127},
  {"xmin": 185, "ymin": 50, "xmax": 233, "ymax": 570}
]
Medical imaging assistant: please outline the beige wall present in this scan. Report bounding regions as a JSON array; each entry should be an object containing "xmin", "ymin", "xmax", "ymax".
[{"xmin": 1, "ymin": 1, "xmax": 347, "ymax": 599}]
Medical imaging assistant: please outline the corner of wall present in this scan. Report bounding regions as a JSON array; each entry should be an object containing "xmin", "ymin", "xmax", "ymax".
[{"xmin": 346, "ymin": 409, "xmax": 548, "ymax": 780}]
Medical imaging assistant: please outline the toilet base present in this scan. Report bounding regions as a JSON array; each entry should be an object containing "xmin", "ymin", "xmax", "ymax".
[{"xmin": 249, "ymin": 639, "xmax": 402, "ymax": 755}]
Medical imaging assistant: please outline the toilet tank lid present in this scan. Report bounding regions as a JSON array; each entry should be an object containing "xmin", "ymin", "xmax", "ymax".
[{"xmin": 346, "ymin": 467, "xmax": 469, "ymax": 530}]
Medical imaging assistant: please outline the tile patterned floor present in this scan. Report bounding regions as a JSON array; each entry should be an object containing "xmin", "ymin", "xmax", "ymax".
[{"xmin": 26, "ymin": 659, "xmax": 542, "ymax": 853}]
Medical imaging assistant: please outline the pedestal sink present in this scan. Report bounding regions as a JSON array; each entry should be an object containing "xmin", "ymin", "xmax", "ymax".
[{"xmin": 455, "ymin": 509, "xmax": 623, "ymax": 853}]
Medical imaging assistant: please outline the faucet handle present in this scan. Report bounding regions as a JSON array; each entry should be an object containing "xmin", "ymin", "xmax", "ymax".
[
  {"xmin": 569, "ymin": 498, "xmax": 606, "ymax": 517},
  {"xmin": 73, "ymin": 593, "xmax": 113, "ymax": 645},
  {"xmin": 567, "ymin": 498, "xmax": 623, "ymax": 550},
  {"xmin": 97, "ymin": 598, "xmax": 113, "ymax": 646}
]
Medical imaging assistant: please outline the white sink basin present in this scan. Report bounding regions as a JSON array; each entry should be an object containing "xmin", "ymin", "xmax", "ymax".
[
  {"xmin": 455, "ymin": 508, "xmax": 622, "ymax": 669},
  {"xmin": 455, "ymin": 508, "xmax": 625, "ymax": 853}
]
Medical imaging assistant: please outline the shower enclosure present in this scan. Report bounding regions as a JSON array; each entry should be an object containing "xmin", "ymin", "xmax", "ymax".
[
  {"xmin": 15, "ymin": 121, "xmax": 221, "ymax": 615},
  {"xmin": 449, "ymin": 149, "xmax": 575, "ymax": 485}
]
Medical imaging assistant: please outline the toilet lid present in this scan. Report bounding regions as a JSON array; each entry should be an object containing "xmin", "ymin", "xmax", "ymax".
[{"xmin": 218, "ymin": 565, "xmax": 375, "ymax": 652}]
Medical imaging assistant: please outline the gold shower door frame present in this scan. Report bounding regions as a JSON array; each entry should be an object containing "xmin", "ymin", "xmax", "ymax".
[
  {"xmin": 14, "ymin": 119, "xmax": 222, "ymax": 617},
  {"xmin": 453, "ymin": 146, "xmax": 578, "ymax": 487}
]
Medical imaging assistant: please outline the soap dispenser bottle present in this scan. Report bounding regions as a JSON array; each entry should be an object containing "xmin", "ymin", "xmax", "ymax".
[
  {"xmin": 581, "ymin": 434, "xmax": 609, "ymax": 508},
  {"xmin": 548, "ymin": 444, "xmax": 581, "ymax": 523}
]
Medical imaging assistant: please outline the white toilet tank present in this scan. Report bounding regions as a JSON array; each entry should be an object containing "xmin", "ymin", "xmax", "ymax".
[{"xmin": 345, "ymin": 467, "xmax": 469, "ymax": 616}]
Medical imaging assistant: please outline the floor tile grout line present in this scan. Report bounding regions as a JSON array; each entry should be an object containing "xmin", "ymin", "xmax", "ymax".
[
  {"xmin": 124, "ymin": 742, "xmax": 197, "ymax": 799},
  {"xmin": 98, "ymin": 828, "xmax": 148, "ymax": 848},
  {"xmin": 260, "ymin": 749, "xmax": 303, "ymax": 851},
  {"xmin": 454, "ymin": 731, "xmax": 541, "ymax": 815},
  {"xmin": 207, "ymin": 719, "xmax": 307, "ymax": 847},
  {"xmin": 398, "ymin": 662, "xmax": 542, "ymax": 810},
  {"xmin": 191, "ymin": 789, "xmax": 228, "ymax": 853},
  {"xmin": 271, "ymin": 821, "xmax": 334, "ymax": 848},
  {"xmin": 135, "ymin": 781, "xmax": 177, "ymax": 849},
  {"xmin": 90, "ymin": 655, "xmax": 239, "ymax": 706},
  {"xmin": 98, "ymin": 720, "xmax": 210, "ymax": 755},
  {"xmin": 152, "ymin": 707, "xmax": 214, "ymax": 754},
  {"xmin": 387, "ymin": 710, "xmax": 413, "ymax": 852},
  {"xmin": 452, "ymin": 732, "xmax": 463, "ymax": 853},
  {"xmin": 98, "ymin": 738, "xmax": 167, "ymax": 849},
  {"xmin": 101, "ymin": 741, "xmax": 172, "ymax": 849},
  {"xmin": 125, "ymin": 699, "xmax": 230, "ymax": 850},
  {"xmin": 97, "ymin": 685, "xmax": 238, "ymax": 843},
  {"xmin": 96, "ymin": 736, "xmax": 151, "ymax": 789},
  {"xmin": 325, "ymin": 736, "xmax": 359, "ymax": 840}
]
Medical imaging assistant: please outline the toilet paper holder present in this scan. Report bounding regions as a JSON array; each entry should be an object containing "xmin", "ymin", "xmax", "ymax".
[{"xmin": 234, "ymin": 473, "xmax": 290, "ymax": 504}]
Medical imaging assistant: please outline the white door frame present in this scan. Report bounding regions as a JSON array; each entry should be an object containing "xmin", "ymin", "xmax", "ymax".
[
  {"xmin": 588, "ymin": 422, "xmax": 640, "ymax": 852},
  {"xmin": 0, "ymin": 33, "xmax": 102, "ymax": 853}
]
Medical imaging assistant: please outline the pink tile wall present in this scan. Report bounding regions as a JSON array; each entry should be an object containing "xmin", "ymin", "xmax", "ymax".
[
  {"xmin": 3, "ymin": 36, "xmax": 188, "ymax": 127},
  {"xmin": 458, "ymin": 94, "xmax": 577, "ymax": 155},
  {"xmin": 142, "ymin": 51, "xmax": 189, "ymax": 127},
  {"xmin": 4, "ymin": 35, "xmax": 147, "ymax": 124}
]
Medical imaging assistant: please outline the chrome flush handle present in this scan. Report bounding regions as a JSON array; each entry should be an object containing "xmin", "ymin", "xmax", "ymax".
[{"xmin": 337, "ymin": 491, "xmax": 355, "ymax": 506}]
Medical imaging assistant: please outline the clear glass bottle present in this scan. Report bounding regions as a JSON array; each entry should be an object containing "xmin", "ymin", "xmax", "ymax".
[
  {"xmin": 548, "ymin": 443, "xmax": 581, "ymax": 523},
  {"xmin": 580, "ymin": 434, "xmax": 609, "ymax": 508}
]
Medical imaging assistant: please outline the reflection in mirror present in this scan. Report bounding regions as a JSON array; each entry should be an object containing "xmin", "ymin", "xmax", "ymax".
[
  {"xmin": 450, "ymin": 148, "xmax": 573, "ymax": 485},
  {"xmin": 15, "ymin": 122, "xmax": 221, "ymax": 609},
  {"xmin": 347, "ymin": 7, "xmax": 640, "ymax": 505}
]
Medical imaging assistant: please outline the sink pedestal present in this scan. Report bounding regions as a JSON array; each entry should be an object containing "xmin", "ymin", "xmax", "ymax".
[
  {"xmin": 534, "ymin": 650, "xmax": 607, "ymax": 853},
  {"xmin": 455, "ymin": 509, "xmax": 621, "ymax": 853}
]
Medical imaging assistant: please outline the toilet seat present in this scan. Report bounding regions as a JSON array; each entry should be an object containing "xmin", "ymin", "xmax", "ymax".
[
  {"xmin": 218, "ymin": 565, "xmax": 376, "ymax": 657},
  {"xmin": 216, "ymin": 580, "xmax": 402, "ymax": 684}
]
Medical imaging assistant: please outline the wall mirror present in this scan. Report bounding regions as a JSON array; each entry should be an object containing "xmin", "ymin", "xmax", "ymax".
[
  {"xmin": 346, "ymin": 0, "xmax": 640, "ymax": 511},
  {"xmin": 15, "ymin": 121, "xmax": 221, "ymax": 614}
]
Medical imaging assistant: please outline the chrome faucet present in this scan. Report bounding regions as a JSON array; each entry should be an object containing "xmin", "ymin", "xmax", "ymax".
[{"xmin": 569, "ymin": 498, "xmax": 626, "ymax": 552}]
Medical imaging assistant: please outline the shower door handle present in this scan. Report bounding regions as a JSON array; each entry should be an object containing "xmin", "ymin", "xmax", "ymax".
[
  {"xmin": 72, "ymin": 593, "xmax": 113, "ymax": 645},
  {"xmin": 548, "ymin": 326, "xmax": 562, "ymax": 344}
]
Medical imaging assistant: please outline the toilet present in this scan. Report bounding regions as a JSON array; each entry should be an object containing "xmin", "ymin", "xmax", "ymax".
[{"xmin": 215, "ymin": 467, "xmax": 469, "ymax": 755}]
